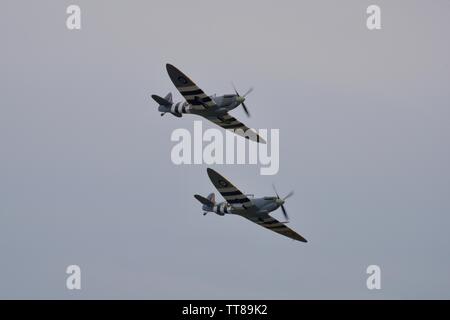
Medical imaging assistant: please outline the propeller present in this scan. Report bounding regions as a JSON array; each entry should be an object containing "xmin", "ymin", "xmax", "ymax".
[
  {"xmin": 272, "ymin": 184, "xmax": 294, "ymax": 222},
  {"xmin": 232, "ymin": 83, "xmax": 253, "ymax": 117}
]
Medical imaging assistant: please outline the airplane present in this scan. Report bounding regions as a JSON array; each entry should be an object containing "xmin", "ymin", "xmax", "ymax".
[
  {"xmin": 152, "ymin": 64, "xmax": 266, "ymax": 143},
  {"xmin": 194, "ymin": 168, "xmax": 307, "ymax": 242}
]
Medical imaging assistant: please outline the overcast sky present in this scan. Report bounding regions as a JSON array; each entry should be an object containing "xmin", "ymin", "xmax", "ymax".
[{"xmin": 1, "ymin": 0, "xmax": 449, "ymax": 299}]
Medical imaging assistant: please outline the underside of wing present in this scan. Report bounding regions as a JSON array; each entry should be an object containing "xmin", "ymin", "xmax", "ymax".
[
  {"xmin": 206, "ymin": 168, "xmax": 257, "ymax": 214},
  {"xmin": 204, "ymin": 113, "xmax": 266, "ymax": 144},
  {"xmin": 166, "ymin": 64, "xmax": 216, "ymax": 109},
  {"xmin": 245, "ymin": 215, "xmax": 307, "ymax": 242}
]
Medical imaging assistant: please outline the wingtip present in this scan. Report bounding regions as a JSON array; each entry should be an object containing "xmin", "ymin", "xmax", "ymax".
[
  {"xmin": 206, "ymin": 168, "xmax": 221, "ymax": 182},
  {"xmin": 165, "ymin": 63, "xmax": 174, "ymax": 72}
]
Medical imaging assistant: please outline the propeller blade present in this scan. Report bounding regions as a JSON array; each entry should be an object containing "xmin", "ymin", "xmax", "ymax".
[
  {"xmin": 232, "ymin": 83, "xmax": 252, "ymax": 117},
  {"xmin": 281, "ymin": 204, "xmax": 289, "ymax": 221},
  {"xmin": 231, "ymin": 82, "xmax": 239, "ymax": 96},
  {"xmin": 283, "ymin": 191, "xmax": 294, "ymax": 200},
  {"xmin": 242, "ymin": 102, "xmax": 250, "ymax": 117},
  {"xmin": 272, "ymin": 184, "xmax": 280, "ymax": 198},
  {"xmin": 243, "ymin": 87, "xmax": 254, "ymax": 97}
]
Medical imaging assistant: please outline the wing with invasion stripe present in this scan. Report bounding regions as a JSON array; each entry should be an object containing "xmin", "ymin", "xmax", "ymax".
[
  {"xmin": 207, "ymin": 168, "xmax": 257, "ymax": 214},
  {"xmin": 204, "ymin": 113, "xmax": 266, "ymax": 144},
  {"xmin": 166, "ymin": 64, "xmax": 216, "ymax": 109},
  {"xmin": 245, "ymin": 214, "xmax": 307, "ymax": 242}
]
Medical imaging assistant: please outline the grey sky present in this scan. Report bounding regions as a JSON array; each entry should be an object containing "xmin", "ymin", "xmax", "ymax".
[{"xmin": 1, "ymin": 0, "xmax": 449, "ymax": 299}]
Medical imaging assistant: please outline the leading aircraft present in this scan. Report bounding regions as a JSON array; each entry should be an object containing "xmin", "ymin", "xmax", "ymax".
[
  {"xmin": 152, "ymin": 64, "xmax": 265, "ymax": 143},
  {"xmin": 194, "ymin": 168, "xmax": 307, "ymax": 242}
]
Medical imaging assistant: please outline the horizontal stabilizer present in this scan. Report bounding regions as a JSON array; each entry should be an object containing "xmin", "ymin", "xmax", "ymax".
[
  {"xmin": 151, "ymin": 94, "xmax": 172, "ymax": 107},
  {"xmin": 194, "ymin": 194, "xmax": 214, "ymax": 207}
]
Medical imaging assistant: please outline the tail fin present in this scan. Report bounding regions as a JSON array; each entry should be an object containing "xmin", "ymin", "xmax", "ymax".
[
  {"xmin": 164, "ymin": 92, "xmax": 172, "ymax": 103},
  {"xmin": 151, "ymin": 93, "xmax": 172, "ymax": 107},
  {"xmin": 207, "ymin": 193, "xmax": 215, "ymax": 204}
]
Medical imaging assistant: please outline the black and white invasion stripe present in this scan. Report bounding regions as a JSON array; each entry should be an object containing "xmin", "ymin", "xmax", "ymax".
[
  {"xmin": 178, "ymin": 85, "xmax": 215, "ymax": 108},
  {"xmin": 207, "ymin": 114, "xmax": 263, "ymax": 143},
  {"xmin": 251, "ymin": 216, "xmax": 289, "ymax": 232},
  {"xmin": 217, "ymin": 187, "xmax": 253, "ymax": 209},
  {"xmin": 170, "ymin": 101, "xmax": 191, "ymax": 114},
  {"xmin": 213, "ymin": 202, "xmax": 229, "ymax": 215}
]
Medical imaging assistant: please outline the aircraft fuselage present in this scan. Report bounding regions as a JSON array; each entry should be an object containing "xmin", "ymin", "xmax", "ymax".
[
  {"xmin": 160, "ymin": 94, "xmax": 242, "ymax": 117},
  {"xmin": 207, "ymin": 197, "xmax": 282, "ymax": 217}
]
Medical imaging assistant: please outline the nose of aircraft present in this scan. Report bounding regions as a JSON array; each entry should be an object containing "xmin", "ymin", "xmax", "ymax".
[
  {"xmin": 236, "ymin": 95, "xmax": 245, "ymax": 103},
  {"xmin": 275, "ymin": 198, "xmax": 285, "ymax": 206}
]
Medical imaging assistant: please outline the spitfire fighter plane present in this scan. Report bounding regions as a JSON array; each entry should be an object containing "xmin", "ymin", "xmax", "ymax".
[
  {"xmin": 152, "ymin": 64, "xmax": 265, "ymax": 143},
  {"xmin": 194, "ymin": 168, "xmax": 307, "ymax": 242}
]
